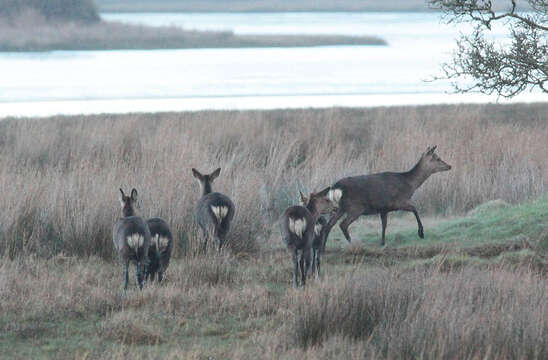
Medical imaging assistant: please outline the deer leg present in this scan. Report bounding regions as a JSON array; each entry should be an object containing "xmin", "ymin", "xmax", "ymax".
[
  {"xmin": 158, "ymin": 271, "xmax": 163, "ymax": 283},
  {"xmin": 313, "ymin": 248, "xmax": 321, "ymax": 277},
  {"xmin": 339, "ymin": 212, "xmax": 361, "ymax": 243},
  {"xmin": 122, "ymin": 261, "xmax": 129, "ymax": 297},
  {"xmin": 291, "ymin": 248, "xmax": 299, "ymax": 288},
  {"xmin": 201, "ymin": 229, "xmax": 208, "ymax": 254},
  {"xmin": 310, "ymin": 248, "xmax": 316, "ymax": 275},
  {"xmin": 135, "ymin": 263, "xmax": 143, "ymax": 290},
  {"xmin": 320, "ymin": 208, "xmax": 345, "ymax": 252},
  {"xmin": 401, "ymin": 204, "xmax": 424, "ymax": 239},
  {"xmin": 303, "ymin": 248, "xmax": 312, "ymax": 285},
  {"xmin": 298, "ymin": 251, "xmax": 305, "ymax": 286},
  {"xmin": 380, "ymin": 211, "xmax": 388, "ymax": 246}
]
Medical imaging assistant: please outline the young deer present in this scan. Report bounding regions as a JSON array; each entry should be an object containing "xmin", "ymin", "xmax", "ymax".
[
  {"xmin": 192, "ymin": 168, "xmax": 235, "ymax": 252},
  {"xmin": 146, "ymin": 217, "xmax": 173, "ymax": 283},
  {"xmin": 321, "ymin": 146, "xmax": 451, "ymax": 249},
  {"xmin": 113, "ymin": 188, "xmax": 151, "ymax": 297},
  {"xmin": 299, "ymin": 193, "xmax": 331, "ymax": 278},
  {"xmin": 281, "ymin": 188, "xmax": 331, "ymax": 287}
]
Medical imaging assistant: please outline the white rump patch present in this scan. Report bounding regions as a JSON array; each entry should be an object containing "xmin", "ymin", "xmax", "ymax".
[
  {"xmin": 314, "ymin": 223, "xmax": 323, "ymax": 237},
  {"xmin": 289, "ymin": 217, "xmax": 307, "ymax": 238},
  {"xmin": 211, "ymin": 205, "xmax": 229, "ymax": 222},
  {"xmin": 127, "ymin": 234, "xmax": 144, "ymax": 250},
  {"xmin": 157, "ymin": 236, "xmax": 169, "ymax": 250},
  {"xmin": 328, "ymin": 188, "xmax": 343, "ymax": 205}
]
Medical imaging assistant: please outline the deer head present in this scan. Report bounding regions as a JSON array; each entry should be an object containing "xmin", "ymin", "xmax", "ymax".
[
  {"xmin": 119, "ymin": 188, "xmax": 138, "ymax": 217},
  {"xmin": 420, "ymin": 145, "xmax": 452, "ymax": 174}
]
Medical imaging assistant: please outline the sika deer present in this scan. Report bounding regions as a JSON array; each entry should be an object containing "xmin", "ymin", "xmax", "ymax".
[
  {"xmin": 281, "ymin": 188, "xmax": 332, "ymax": 287},
  {"xmin": 192, "ymin": 168, "xmax": 235, "ymax": 252},
  {"xmin": 299, "ymin": 193, "xmax": 331, "ymax": 278},
  {"xmin": 146, "ymin": 218, "xmax": 173, "ymax": 283},
  {"xmin": 321, "ymin": 146, "xmax": 451, "ymax": 249},
  {"xmin": 113, "ymin": 188, "xmax": 151, "ymax": 296}
]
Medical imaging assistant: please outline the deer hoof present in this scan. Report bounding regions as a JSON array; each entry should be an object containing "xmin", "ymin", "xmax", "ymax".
[{"xmin": 418, "ymin": 228, "xmax": 424, "ymax": 238}]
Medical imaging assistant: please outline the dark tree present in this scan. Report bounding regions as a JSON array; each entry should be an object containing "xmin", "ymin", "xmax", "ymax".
[{"xmin": 429, "ymin": 0, "xmax": 547, "ymax": 97}]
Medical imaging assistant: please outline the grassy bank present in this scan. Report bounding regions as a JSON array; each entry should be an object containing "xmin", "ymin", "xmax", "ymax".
[
  {"xmin": 0, "ymin": 104, "xmax": 546, "ymax": 259},
  {"xmin": 0, "ymin": 198, "xmax": 547, "ymax": 359},
  {"xmin": 0, "ymin": 10, "xmax": 385, "ymax": 52},
  {"xmin": 96, "ymin": 0, "xmax": 433, "ymax": 12},
  {"xmin": 95, "ymin": 0, "xmax": 530, "ymax": 13}
]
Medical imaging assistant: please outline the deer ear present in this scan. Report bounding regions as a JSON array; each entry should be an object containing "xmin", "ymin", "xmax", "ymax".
[
  {"xmin": 119, "ymin": 188, "xmax": 125, "ymax": 203},
  {"xmin": 210, "ymin": 168, "xmax": 221, "ymax": 180},
  {"xmin": 431, "ymin": 145, "xmax": 437, "ymax": 153},
  {"xmin": 316, "ymin": 187, "xmax": 331, "ymax": 198},
  {"xmin": 192, "ymin": 168, "xmax": 203, "ymax": 180},
  {"xmin": 131, "ymin": 188, "xmax": 138, "ymax": 201},
  {"xmin": 300, "ymin": 191, "xmax": 307, "ymax": 204}
]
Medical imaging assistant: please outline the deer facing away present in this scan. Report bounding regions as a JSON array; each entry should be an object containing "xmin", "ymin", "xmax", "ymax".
[
  {"xmin": 192, "ymin": 168, "xmax": 235, "ymax": 252},
  {"xmin": 113, "ymin": 188, "xmax": 151, "ymax": 296},
  {"xmin": 299, "ymin": 192, "xmax": 332, "ymax": 278},
  {"xmin": 321, "ymin": 146, "xmax": 451, "ymax": 249},
  {"xmin": 281, "ymin": 188, "xmax": 332, "ymax": 287},
  {"xmin": 146, "ymin": 217, "xmax": 173, "ymax": 283}
]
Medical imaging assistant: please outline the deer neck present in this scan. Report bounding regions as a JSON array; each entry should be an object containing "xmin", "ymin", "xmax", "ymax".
[
  {"xmin": 405, "ymin": 159, "xmax": 432, "ymax": 192},
  {"xmin": 306, "ymin": 202, "xmax": 321, "ymax": 220},
  {"xmin": 201, "ymin": 182, "xmax": 212, "ymax": 197},
  {"xmin": 122, "ymin": 206, "xmax": 136, "ymax": 218}
]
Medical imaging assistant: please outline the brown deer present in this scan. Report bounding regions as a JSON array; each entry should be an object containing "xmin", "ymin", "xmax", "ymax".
[
  {"xmin": 299, "ymin": 193, "xmax": 331, "ymax": 278},
  {"xmin": 113, "ymin": 188, "xmax": 151, "ymax": 297},
  {"xmin": 321, "ymin": 146, "xmax": 451, "ymax": 249},
  {"xmin": 146, "ymin": 218, "xmax": 173, "ymax": 283},
  {"xmin": 280, "ymin": 188, "xmax": 332, "ymax": 287},
  {"xmin": 192, "ymin": 168, "xmax": 235, "ymax": 253}
]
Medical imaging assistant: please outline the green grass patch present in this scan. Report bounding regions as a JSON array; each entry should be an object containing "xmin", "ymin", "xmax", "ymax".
[{"xmin": 326, "ymin": 197, "xmax": 548, "ymax": 250}]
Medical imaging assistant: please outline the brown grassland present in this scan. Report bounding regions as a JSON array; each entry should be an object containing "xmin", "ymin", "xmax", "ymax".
[{"xmin": 0, "ymin": 103, "xmax": 547, "ymax": 358}]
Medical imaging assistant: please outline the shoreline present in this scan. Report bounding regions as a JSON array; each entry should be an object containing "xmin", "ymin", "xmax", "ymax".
[
  {"xmin": 0, "ymin": 19, "xmax": 386, "ymax": 52},
  {"xmin": 1, "ymin": 94, "xmax": 546, "ymax": 119}
]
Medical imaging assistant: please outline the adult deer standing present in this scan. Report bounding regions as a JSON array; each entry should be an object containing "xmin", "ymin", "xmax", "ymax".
[
  {"xmin": 281, "ymin": 188, "xmax": 332, "ymax": 287},
  {"xmin": 192, "ymin": 168, "xmax": 235, "ymax": 252},
  {"xmin": 113, "ymin": 188, "xmax": 151, "ymax": 297},
  {"xmin": 322, "ymin": 146, "xmax": 451, "ymax": 249},
  {"xmin": 146, "ymin": 217, "xmax": 173, "ymax": 283}
]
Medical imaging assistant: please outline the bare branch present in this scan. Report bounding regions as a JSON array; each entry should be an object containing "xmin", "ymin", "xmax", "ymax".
[{"xmin": 428, "ymin": 0, "xmax": 548, "ymax": 97}]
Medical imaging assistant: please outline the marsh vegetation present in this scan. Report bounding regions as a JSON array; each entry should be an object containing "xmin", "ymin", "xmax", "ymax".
[{"xmin": 0, "ymin": 104, "xmax": 546, "ymax": 358}]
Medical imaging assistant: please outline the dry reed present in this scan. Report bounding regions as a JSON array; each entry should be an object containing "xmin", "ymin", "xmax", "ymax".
[{"xmin": 0, "ymin": 104, "xmax": 546, "ymax": 259}]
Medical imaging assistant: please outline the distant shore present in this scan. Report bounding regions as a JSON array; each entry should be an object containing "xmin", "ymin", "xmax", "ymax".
[
  {"xmin": 96, "ymin": 0, "xmax": 434, "ymax": 13},
  {"xmin": 95, "ymin": 0, "xmax": 530, "ymax": 13},
  {"xmin": 0, "ymin": 20, "xmax": 386, "ymax": 52}
]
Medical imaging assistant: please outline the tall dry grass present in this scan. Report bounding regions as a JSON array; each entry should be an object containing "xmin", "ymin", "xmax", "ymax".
[
  {"xmin": 0, "ymin": 104, "xmax": 546, "ymax": 258},
  {"xmin": 2, "ymin": 254, "xmax": 545, "ymax": 359},
  {"xmin": 266, "ymin": 267, "xmax": 548, "ymax": 359}
]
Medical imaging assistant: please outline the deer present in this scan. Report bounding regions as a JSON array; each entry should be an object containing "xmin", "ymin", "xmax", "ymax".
[
  {"xmin": 145, "ymin": 217, "xmax": 173, "ymax": 283},
  {"xmin": 299, "ymin": 193, "xmax": 331, "ymax": 278},
  {"xmin": 192, "ymin": 168, "xmax": 235, "ymax": 253},
  {"xmin": 113, "ymin": 188, "xmax": 151, "ymax": 297},
  {"xmin": 321, "ymin": 146, "xmax": 451, "ymax": 249},
  {"xmin": 280, "ymin": 188, "xmax": 332, "ymax": 287}
]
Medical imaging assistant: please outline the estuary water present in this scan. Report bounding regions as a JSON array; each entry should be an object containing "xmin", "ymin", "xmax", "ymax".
[{"xmin": 0, "ymin": 12, "xmax": 544, "ymax": 117}]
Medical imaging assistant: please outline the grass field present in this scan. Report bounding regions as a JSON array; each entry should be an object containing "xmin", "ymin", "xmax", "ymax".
[
  {"xmin": 0, "ymin": 104, "xmax": 546, "ymax": 358},
  {"xmin": 1, "ymin": 198, "xmax": 547, "ymax": 359}
]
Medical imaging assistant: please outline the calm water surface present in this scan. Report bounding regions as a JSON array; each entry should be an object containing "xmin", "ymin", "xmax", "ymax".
[{"xmin": 0, "ymin": 12, "xmax": 544, "ymax": 117}]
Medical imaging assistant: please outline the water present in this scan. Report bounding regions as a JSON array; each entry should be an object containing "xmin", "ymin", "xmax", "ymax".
[{"xmin": 0, "ymin": 12, "xmax": 544, "ymax": 117}]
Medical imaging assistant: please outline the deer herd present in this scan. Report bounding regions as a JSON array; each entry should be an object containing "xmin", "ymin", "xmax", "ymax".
[{"xmin": 113, "ymin": 146, "xmax": 451, "ymax": 294}]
